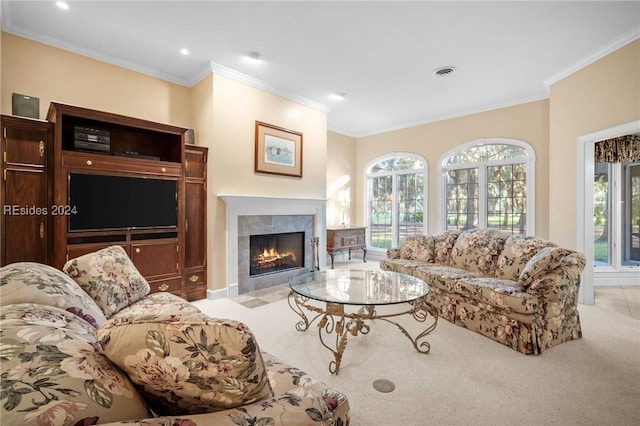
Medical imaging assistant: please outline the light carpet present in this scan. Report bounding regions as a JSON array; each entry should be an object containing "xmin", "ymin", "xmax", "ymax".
[{"xmin": 193, "ymin": 296, "xmax": 640, "ymax": 426}]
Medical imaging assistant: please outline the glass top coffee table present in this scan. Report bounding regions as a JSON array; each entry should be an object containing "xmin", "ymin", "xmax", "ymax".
[{"xmin": 288, "ymin": 269, "xmax": 438, "ymax": 374}]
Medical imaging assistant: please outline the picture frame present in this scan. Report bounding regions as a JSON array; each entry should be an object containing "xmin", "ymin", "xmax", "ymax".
[{"xmin": 255, "ymin": 121, "xmax": 303, "ymax": 178}]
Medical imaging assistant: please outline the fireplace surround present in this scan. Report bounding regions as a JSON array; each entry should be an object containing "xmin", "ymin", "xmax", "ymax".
[{"xmin": 219, "ymin": 195, "xmax": 327, "ymax": 298}]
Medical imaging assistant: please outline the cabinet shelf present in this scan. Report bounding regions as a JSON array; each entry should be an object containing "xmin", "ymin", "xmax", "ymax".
[{"xmin": 50, "ymin": 103, "xmax": 184, "ymax": 163}]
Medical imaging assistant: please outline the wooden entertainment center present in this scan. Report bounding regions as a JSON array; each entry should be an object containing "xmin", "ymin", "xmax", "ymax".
[{"xmin": 1, "ymin": 103, "xmax": 207, "ymax": 301}]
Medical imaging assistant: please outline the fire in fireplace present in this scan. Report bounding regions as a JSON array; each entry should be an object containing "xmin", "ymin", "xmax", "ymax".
[{"xmin": 250, "ymin": 231, "xmax": 305, "ymax": 276}]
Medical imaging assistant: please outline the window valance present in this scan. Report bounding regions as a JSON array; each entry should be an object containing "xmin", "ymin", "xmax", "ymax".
[{"xmin": 594, "ymin": 134, "xmax": 640, "ymax": 163}]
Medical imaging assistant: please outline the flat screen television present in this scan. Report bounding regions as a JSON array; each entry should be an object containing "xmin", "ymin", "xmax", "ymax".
[{"xmin": 68, "ymin": 173, "xmax": 178, "ymax": 231}]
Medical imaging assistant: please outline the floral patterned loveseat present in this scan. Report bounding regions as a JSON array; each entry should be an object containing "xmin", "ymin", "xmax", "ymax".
[
  {"xmin": 380, "ymin": 228, "xmax": 586, "ymax": 355},
  {"xmin": 0, "ymin": 246, "xmax": 349, "ymax": 426}
]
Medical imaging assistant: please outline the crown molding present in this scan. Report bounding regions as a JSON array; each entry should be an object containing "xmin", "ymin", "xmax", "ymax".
[
  {"xmin": 351, "ymin": 92, "xmax": 550, "ymax": 139},
  {"xmin": 3, "ymin": 23, "xmax": 193, "ymax": 87},
  {"xmin": 545, "ymin": 25, "xmax": 640, "ymax": 87},
  {"xmin": 204, "ymin": 62, "xmax": 330, "ymax": 114}
]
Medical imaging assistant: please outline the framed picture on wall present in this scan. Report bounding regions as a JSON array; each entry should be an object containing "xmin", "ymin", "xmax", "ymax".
[{"xmin": 255, "ymin": 121, "xmax": 303, "ymax": 177}]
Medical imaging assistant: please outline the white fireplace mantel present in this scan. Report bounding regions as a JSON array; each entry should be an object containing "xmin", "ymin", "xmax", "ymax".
[{"xmin": 218, "ymin": 195, "xmax": 327, "ymax": 298}]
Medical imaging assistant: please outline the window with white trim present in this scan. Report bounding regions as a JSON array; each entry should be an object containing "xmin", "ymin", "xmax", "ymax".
[
  {"xmin": 440, "ymin": 139, "xmax": 535, "ymax": 235},
  {"xmin": 366, "ymin": 154, "xmax": 427, "ymax": 249}
]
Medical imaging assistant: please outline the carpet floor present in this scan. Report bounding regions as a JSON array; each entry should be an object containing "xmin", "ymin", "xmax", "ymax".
[{"xmin": 193, "ymin": 294, "xmax": 640, "ymax": 426}]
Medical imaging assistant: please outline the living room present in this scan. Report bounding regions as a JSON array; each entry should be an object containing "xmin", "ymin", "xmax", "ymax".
[
  {"xmin": 2, "ymin": 2, "xmax": 639, "ymax": 302},
  {"xmin": 1, "ymin": 1, "xmax": 639, "ymax": 425}
]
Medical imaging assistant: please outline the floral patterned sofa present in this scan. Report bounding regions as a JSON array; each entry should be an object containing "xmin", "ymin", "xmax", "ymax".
[
  {"xmin": 0, "ymin": 246, "xmax": 349, "ymax": 425},
  {"xmin": 380, "ymin": 228, "xmax": 586, "ymax": 355}
]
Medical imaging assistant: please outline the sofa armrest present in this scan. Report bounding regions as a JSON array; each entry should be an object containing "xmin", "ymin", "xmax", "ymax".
[
  {"xmin": 99, "ymin": 384, "xmax": 350, "ymax": 426},
  {"xmin": 99, "ymin": 352, "xmax": 351, "ymax": 426},
  {"xmin": 526, "ymin": 252, "xmax": 586, "ymax": 304}
]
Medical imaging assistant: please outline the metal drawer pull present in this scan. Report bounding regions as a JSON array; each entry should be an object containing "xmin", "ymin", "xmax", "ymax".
[
  {"xmin": 86, "ymin": 160, "xmax": 92, "ymax": 166},
  {"xmin": 158, "ymin": 283, "xmax": 170, "ymax": 291},
  {"xmin": 189, "ymin": 275, "xmax": 198, "ymax": 282},
  {"xmin": 135, "ymin": 248, "xmax": 141, "ymax": 253},
  {"xmin": 39, "ymin": 141, "xmax": 45, "ymax": 158},
  {"xmin": 161, "ymin": 167, "xmax": 166, "ymax": 172}
]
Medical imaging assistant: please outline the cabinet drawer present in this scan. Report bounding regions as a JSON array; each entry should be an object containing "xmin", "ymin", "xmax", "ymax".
[
  {"xmin": 185, "ymin": 271, "xmax": 205, "ymax": 287},
  {"xmin": 148, "ymin": 277, "xmax": 182, "ymax": 295},
  {"xmin": 62, "ymin": 151, "xmax": 181, "ymax": 177},
  {"xmin": 327, "ymin": 227, "xmax": 366, "ymax": 251},
  {"xmin": 340, "ymin": 235, "xmax": 364, "ymax": 246},
  {"xmin": 131, "ymin": 241, "xmax": 179, "ymax": 277},
  {"xmin": 184, "ymin": 270, "xmax": 206, "ymax": 301}
]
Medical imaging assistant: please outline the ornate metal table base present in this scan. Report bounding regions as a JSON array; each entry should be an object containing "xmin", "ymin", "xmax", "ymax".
[{"xmin": 287, "ymin": 291, "xmax": 438, "ymax": 374}]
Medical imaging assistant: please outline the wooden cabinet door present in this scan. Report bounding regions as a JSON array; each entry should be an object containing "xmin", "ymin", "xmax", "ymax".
[
  {"xmin": 3, "ymin": 168, "xmax": 48, "ymax": 264},
  {"xmin": 1, "ymin": 116, "xmax": 50, "ymax": 266},
  {"xmin": 183, "ymin": 146, "xmax": 207, "ymax": 300},
  {"xmin": 184, "ymin": 180, "xmax": 205, "ymax": 269},
  {"xmin": 184, "ymin": 146, "xmax": 207, "ymax": 271},
  {"xmin": 185, "ymin": 147, "xmax": 206, "ymax": 179},
  {"xmin": 4, "ymin": 121, "xmax": 48, "ymax": 167},
  {"xmin": 131, "ymin": 240, "xmax": 179, "ymax": 278}
]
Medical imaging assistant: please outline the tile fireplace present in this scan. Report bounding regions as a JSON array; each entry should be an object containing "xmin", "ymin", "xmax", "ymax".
[{"xmin": 220, "ymin": 195, "xmax": 327, "ymax": 298}]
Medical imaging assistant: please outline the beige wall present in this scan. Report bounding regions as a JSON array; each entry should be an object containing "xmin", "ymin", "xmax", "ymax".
[
  {"xmin": 1, "ymin": 33, "xmax": 191, "ymax": 126},
  {"xmin": 355, "ymin": 99, "xmax": 551, "ymax": 237},
  {"xmin": 327, "ymin": 130, "xmax": 356, "ymax": 227},
  {"xmin": 205, "ymin": 74, "xmax": 327, "ymax": 290},
  {"xmin": 549, "ymin": 40, "xmax": 640, "ymax": 248},
  {"xmin": 188, "ymin": 73, "xmax": 215, "ymax": 289}
]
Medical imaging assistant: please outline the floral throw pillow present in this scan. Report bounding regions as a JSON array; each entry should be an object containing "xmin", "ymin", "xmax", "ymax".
[
  {"xmin": 400, "ymin": 236, "xmax": 435, "ymax": 262},
  {"xmin": 449, "ymin": 229, "xmax": 509, "ymax": 275},
  {"xmin": 495, "ymin": 235, "xmax": 557, "ymax": 281},
  {"xmin": 64, "ymin": 245, "xmax": 150, "ymax": 318},
  {"xmin": 0, "ymin": 262, "xmax": 107, "ymax": 328},
  {"xmin": 97, "ymin": 314, "xmax": 274, "ymax": 416},
  {"xmin": 433, "ymin": 230, "xmax": 461, "ymax": 264},
  {"xmin": 518, "ymin": 247, "xmax": 573, "ymax": 288},
  {"xmin": 0, "ymin": 303, "xmax": 149, "ymax": 425}
]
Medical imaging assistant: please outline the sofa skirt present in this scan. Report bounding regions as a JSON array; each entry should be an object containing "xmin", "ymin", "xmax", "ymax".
[{"xmin": 427, "ymin": 287, "xmax": 582, "ymax": 355}]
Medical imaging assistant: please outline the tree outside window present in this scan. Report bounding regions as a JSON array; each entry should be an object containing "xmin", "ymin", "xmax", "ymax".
[
  {"xmin": 441, "ymin": 140, "xmax": 535, "ymax": 235},
  {"xmin": 367, "ymin": 154, "xmax": 426, "ymax": 249}
]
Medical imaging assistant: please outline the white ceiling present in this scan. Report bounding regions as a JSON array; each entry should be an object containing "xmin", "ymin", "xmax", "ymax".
[{"xmin": 2, "ymin": 1, "xmax": 639, "ymax": 137}]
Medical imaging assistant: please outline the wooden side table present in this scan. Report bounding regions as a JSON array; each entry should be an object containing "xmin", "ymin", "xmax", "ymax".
[{"xmin": 326, "ymin": 227, "xmax": 367, "ymax": 269}]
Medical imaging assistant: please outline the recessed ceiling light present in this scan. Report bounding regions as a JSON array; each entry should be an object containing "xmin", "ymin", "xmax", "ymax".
[
  {"xmin": 244, "ymin": 51, "xmax": 263, "ymax": 64},
  {"xmin": 180, "ymin": 48, "xmax": 189, "ymax": 55},
  {"xmin": 56, "ymin": 1, "xmax": 69, "ymax": 10},
  {"xmin": 331, "ymin": 92, "xmax": 347, "ymax": 101},
  {"xmin": 434, "ymin": 66, "xmax": 456, "ymax": 77}
]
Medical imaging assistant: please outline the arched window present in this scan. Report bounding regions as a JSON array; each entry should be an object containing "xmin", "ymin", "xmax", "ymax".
[
  {"xmin": 366, "ymin": 153, "xmax": 427, "ymax": 249},
  {"xmin": 440, "ymin": 139, "xmax": 535, "ymax": 235}
]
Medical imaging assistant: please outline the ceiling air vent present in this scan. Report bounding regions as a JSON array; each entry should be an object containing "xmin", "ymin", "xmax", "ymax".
[{"xmin": 434, "ymin": 66, "xmax": 456, "ymax": 77}]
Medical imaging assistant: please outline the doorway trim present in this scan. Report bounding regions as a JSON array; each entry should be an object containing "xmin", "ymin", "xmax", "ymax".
[{"xmin": 577, "ymin": 120, "xmax": 640, "ymax": 305}]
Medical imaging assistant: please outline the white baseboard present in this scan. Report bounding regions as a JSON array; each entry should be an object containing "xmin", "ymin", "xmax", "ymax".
[
  {"xmin": 206, "ymin": 283, "xmax": 238, "ymax": 300},
  {"xmin": 594, "ymin": 270, "xmax": 640, "ymax": 286}
]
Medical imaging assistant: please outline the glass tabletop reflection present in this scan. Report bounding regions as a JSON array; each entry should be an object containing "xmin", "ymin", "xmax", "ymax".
[{"xmin": 288, "ymin": 269, "xmax": 430, "ymax": 306}]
